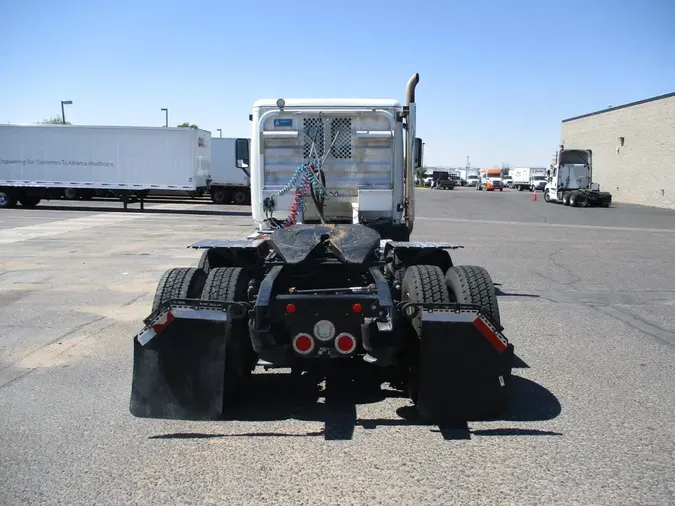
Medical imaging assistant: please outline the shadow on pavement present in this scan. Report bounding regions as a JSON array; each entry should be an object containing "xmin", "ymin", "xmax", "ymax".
[
  {"xmin": 494, "ymin": 283, "xmax": 541, "ymax": 299},
  {"xmin": 149, "ymin": 373, "xmax": 561, "ymax": 442}
]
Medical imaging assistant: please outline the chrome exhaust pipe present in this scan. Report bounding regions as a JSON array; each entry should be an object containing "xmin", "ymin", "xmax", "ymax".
[{"xmin": 404, "ymin": 73, "xmax": 419, "ymax": 235}]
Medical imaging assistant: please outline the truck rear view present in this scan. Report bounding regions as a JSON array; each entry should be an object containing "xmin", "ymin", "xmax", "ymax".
[
  {"xmin": 544, "ymin": 148, "xmax": 612, "ymax": 207},
  {"xmin": 249, "ymin": 98, "xmax": 411, "ymax": 240}
]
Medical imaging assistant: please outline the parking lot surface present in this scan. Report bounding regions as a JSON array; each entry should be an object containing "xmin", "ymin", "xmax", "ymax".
[{"xmin": 1, "ymin": 189, "xmax": 674, "ymax": 505}]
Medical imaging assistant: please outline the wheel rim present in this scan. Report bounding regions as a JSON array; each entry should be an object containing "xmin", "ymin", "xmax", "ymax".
[{"xmin": 0, "ymin": 193, "xmax": 7, "ymax": 207}]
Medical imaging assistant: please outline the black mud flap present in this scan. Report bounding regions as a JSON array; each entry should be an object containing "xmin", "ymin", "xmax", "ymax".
[
  {"xmin": 405, "ymin": 304, "xmax": 513, "ymax": 423},
  {"xmin": 129, "ymin": 299, "xmax": 247, "ymax": 420}
]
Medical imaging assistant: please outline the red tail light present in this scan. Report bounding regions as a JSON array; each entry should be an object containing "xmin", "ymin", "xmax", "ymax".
[
  {"xmin": 352, "ymin": 303, "xmax": 362, "ymax": 313},
  {"xmin": 293, "ymin": 333, "xmax": 314, "ymax": 354},
  {"xmin": 335, "ymin": 333, "xmax": 356, "ymax": 354},
  {"xmin": 286, "ymin": 303, "xmax": 296, "ymax": 313}
]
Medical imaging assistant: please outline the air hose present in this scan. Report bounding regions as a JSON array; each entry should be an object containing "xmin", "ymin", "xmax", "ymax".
[{"xmin": 274, "ymin": 163, "xmax": 329, "ymax": 228}]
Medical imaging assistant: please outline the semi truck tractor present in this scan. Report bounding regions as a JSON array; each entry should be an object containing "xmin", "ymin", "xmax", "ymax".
[
  {"xmin": 544, "ymin": 148, "xmax": 612, "ymax": 207},
  {"xmin": 129, "ymin": 73, "xmax": 515, "ymax": 425},
  {"xmin": 477, "ymin": 168, "xmax": 503, "ymax": 191}
]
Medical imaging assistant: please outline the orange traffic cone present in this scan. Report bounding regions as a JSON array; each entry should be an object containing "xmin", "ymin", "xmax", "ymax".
[{"xmin": 532, "ymin": 188, "xmax": 537, "ymax": 201}]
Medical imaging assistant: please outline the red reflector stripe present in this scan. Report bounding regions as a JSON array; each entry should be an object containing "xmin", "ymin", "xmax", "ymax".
[
  {"xmin": 152, "ymin": 311, "xmax": 174, "ymax": 334},
  {"xmin": 473, "ymin": 316, "xmax": 507, "ymax": 352}
]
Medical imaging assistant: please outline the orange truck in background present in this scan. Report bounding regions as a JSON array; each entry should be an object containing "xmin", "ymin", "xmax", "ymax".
[{"xmin": 477, "ymin": 168, "xmax": 503, "ymax": 191}]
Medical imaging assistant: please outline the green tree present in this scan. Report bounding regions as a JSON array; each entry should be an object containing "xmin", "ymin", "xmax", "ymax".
[
  {"xmin": 177, "ymin": 122, "xmax": 198, "ymax": 129},
  {"xmin": 38, "ymin": 116, "xmax": 70, "ymax": 125},
  {"xmin": 414, "ymin": 166, "xmax": 428, "ymax": 185}
]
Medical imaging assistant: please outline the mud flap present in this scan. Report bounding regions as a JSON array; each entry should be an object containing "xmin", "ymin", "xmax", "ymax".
[
  {"xmin": 414, "ymin": 307, "xmax": 513, "ymax": 422},
  {"xmin": 129, "ymin": 300, "xmax": 245, "ymax": 420}
]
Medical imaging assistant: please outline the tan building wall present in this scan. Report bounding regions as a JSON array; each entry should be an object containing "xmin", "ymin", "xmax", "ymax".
[{"xmin": 560, "ymin": 93, "xmax": 675, "ymax": 210}]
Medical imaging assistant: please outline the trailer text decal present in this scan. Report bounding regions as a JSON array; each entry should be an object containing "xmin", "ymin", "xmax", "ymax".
[{"xmin": 0, "ymin": 159, "xmax": 114, "ymax": 167}]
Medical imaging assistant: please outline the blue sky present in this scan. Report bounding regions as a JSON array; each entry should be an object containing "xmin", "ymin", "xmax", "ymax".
[{"xmin": 1, "ymin": 0, "xmax": 673, "ymax": 167}]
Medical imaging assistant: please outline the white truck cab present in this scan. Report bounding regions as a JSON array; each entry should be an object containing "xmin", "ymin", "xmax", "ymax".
[
  {"xmin": 241, "ymin": 75, "xmax": 423, "ymax": 241},
  {"xmin": 544, "ymin": 148, "xmax": 612, "ymax": 207}
]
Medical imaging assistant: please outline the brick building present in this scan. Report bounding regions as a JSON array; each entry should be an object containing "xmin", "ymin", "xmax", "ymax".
[{"xmin": 561, "ymin": 92, "xmax": 675, "ymax": 210}]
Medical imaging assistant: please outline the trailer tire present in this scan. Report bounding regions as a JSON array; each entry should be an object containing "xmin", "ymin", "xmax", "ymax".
[
  {"xmin": 64, "ymin": 188, "xmax": 79, "ymax": 200},
  {"xmin": 152, "ymin": 267, "xmax": 207, "ymax": 313},
  {"xmin": 19, "ymin": 197, "xmax": 41, "ymax": 208},
  {"xmin": 210, "ymin": 188, "xmax": 228, "ymax": 204},
  {"xmin": 445, "ymin": 265, "xmax": 501, "ymax": 327},
  {"xmin": 232, "ymin": 188, "xmax": 249, "ymax": 205},
  {"xmin": 201, "ymin": 267, "xmax": 255, "ymax": 401},
  {"xmin": 0, "ymin": 191, "xmax": 18, "ymax": 209}
]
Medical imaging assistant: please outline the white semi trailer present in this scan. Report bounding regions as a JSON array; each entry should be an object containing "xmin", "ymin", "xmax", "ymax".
[{"xmin": 0, "ymin": 124, "xmax": 211, "ymax": 208}]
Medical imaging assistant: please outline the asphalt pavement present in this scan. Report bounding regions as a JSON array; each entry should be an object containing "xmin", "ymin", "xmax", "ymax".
[{"xmin": 1, "ymin": 189, "xmax": 674, "ymax": 505}]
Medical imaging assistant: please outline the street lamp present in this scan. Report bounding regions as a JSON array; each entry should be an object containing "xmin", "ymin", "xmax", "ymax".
[
  {"xmin": 161, "ymin": 108, "xmax": 168, "ymax": 127},
  {"xmin": 61, "ymin": 100, "xmax": 72, "ymax": 124},
  {"xmin": 217, "ymin": 129, "xmax": 222, "ymax": 138}
]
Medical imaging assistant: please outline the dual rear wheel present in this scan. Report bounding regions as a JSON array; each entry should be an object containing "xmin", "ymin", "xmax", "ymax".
[
  {"xmin": 400, "ymin": 263, "xmax": 508, "ymax": 421},
  {"xmin": 152, "ymin": 266, "xmax": 255, "ymax": 405}
]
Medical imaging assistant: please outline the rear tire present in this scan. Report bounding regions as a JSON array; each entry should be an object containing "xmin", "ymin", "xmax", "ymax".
[
  {"xmin": 400, "ymin": 265, "xmax": 450, "ymax": 416},
  {"xmin": 232, "ymin": 188, "xmax": 249, "ymax": 205},
  {"xmin": 445, "ymin": 265, "xmax": 501, "ymax": 326},
  {"xmin": 64, "ymin": 188, "xmax": 79, "ymax": 200},
  {"xmin": 197, "ymin": 249, "xmax": 213, "ymax": 275},
  {"xmin": 152, "ymin": 267, "xmax": 207, "ymax": 312},
  {"xmin": 401, "ymin": 265, "xmax": 451, "ymax": 337},
  {"xmin": 0, "ymin": 191, "xmax": 18, "ymax": 209},
  {"xmin": 201, "ymin": 267, "xmax": 255, "ymax": 402},
  {"xmin": 562, "ymin": 191, "xmax": 571, "ymax": 206},
  {"xmin": 210, "ymin": 188, "xmax": 228, "ymax": 204}
]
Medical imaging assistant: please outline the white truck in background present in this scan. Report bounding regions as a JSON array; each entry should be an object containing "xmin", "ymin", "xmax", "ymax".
[
  {"xmin": 208, "ymin": 137, "xmax": 251, "ymax": 205},
  {"xmin": 512, "ymin": 166, "xmax": 547, "ymax": 191},
  {"xmin": 0, "ymin": 124, "xmax": 211, "ymax": 208},
  {"xmin": 529, "ymin": 168, "xmax": 548, "ymax": 191},
  {"xmin": 544, "ymin": 148, "xmax": 612, "ymax": 207},
  {"xmin": 465, "ymin": 168, "xmax": 480, "ymax": 187}
]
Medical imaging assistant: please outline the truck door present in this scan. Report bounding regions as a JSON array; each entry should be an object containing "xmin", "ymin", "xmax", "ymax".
[{"xmin": 549, "ymin": 167, "xmax": 558, "ymax": 197}]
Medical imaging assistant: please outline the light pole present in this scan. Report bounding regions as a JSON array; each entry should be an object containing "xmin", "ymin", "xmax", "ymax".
[
  {"xmin": 161, "ymin": 108, "xmax": 168, "ymax": 127},
  {"xmin": 61, "ymin": 100, "xmax": 72, "ymax": 124},
  {"xmin": 217, "ymin": 129, "xmax": 222, "ymax": 138}
]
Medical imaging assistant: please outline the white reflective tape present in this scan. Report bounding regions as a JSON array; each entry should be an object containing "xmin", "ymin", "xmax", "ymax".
[
  {"xmin": 137, "ymin": 327, "xmax": 158, "ymax": 346},
  {"xmin": 136, "ymin": 308, "xmax": 229, "ymax": 346},
  {"xmin": 170, "ymin": 308, "xmax": 229, "ymax": 322},
  {"xmin": 419, "ymin": 310, "xmax": 477, "ymax": 323}
]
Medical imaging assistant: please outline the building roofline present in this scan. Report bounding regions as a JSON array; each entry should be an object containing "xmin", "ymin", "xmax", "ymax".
[{"xmin": 562, "ymin": 91, "xmax": 675, "ymax": 123}]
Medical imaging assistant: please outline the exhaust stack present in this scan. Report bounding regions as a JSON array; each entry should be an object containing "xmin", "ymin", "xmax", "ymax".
[{"xmin": 404, "ymin": 73, "xmax": 419, "ymax": 234}]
